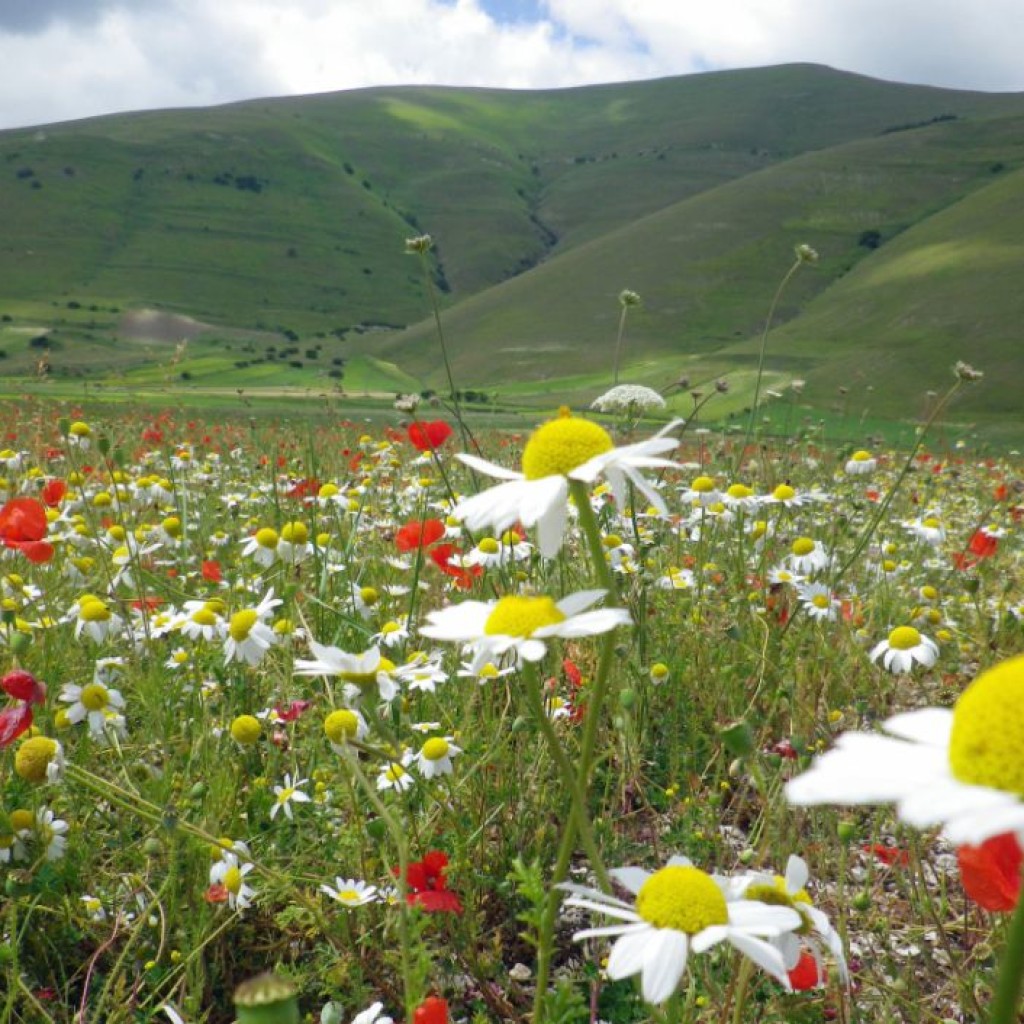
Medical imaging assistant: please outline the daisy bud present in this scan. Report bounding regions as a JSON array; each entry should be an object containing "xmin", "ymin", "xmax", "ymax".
[{"xmin": 720, "ymin": 720, "xmax": 755, "ymax": 758}]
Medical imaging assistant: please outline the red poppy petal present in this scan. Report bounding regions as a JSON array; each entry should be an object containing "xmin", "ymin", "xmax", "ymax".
[
  {"xmin": 0, "ymin": 498, "xmax": 48, "ymax": 543},
  {"xmin": 1, "ymin": 670, "xmax": 46, "ymax": 705},
  {"xmin": 0, "ymin": 703, "xmax": 33, "ymax": 748},
  {"xmin": 414, "ymin": 997, "xmax": 449, "ymax": 1024},
  {"xmin": 958, "ymin": 833, "xmax": 1022, "ymax": 912}
]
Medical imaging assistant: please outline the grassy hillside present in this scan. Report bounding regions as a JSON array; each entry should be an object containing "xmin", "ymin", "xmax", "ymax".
[{"xmin": 1, "ymin": 63, "xmax": 1024, "ymax": 439}]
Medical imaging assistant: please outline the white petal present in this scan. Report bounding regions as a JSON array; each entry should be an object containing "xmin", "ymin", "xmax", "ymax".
[
  {"xmin": 727, "ymin": 902, "xmax": 801, "ymax": 934},
  {"xmin": 784, "ymin": 855, "xmax": 809, "ymax": 894},
  {"xmin": 728, "ymin": 931, "xmax": 791, "ymax": 987},
  {"xmin": 605, "ymin": 928, "xmax": 653, "ymax": 981},
  {"xmin": 574, "ymin": 921, "xmax": 648, "ymax": 941},
  {"xmin": 608, "ymin": 866, "xmax": 650, "ymax": 895},
  {"xmin": 942, "ymin": 799, "xmax": 1024, "ymax": 846},
  {"xmin": 555, "ymin": 589, "xmax": 607, "ymax": 617},
  {"xmin": 455, "ymin": 453, "xmax": 523, "ymax": 480},
  {"xmin": 540, "ymin": 608, "xmax": 631, "ymax": 639},
  {"xmin": 517, "ymin": 639, "xmax": 548, "ymax": 662},
  {"xmin": 690, "ymin": 924, "xmax": 730, "ymax": 953},
  {"xmin": 419, "ymin": 602, "xmax": 492, "ymax": 641},
  {"xmin": 883, "ymin": 707, "xmax": 953, "ymax": 746},
  {"xmin": 639, "ymin": 929, "xmax": 689, "ymax": 1004},
  {"xmin": 532, "ymin": 483, "xmax": 569, "ymax": 557}
]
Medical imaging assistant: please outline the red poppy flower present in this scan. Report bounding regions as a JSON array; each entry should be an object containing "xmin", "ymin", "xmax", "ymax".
[
  {"xmin": 396, "ymin": 519, "xmax": 446, "ymax": 552},
  {"xmin": 0, "ymin": 702, "xmax": 33, "ymax": 748},
  {"xmin": 399, "ymin": 851, "xmax": 464, "ymax": 914},
  {"xmin": 952, "ymin": 552, "xmax": 979, "ymax": 571},
  {"xmin": 201, "ymin": 560, "xmax": 223, "ymax": 583},
  {"xmin": 286, "ymin": 477, "xmax": 321, "ymax": 499},
  {"xmin": 1, "ymin": 670, "xmax": 46, "ymax": 705},
  {"xmin": 274, "ymin": 699, "xmax": 312, "ymax": 722},
  {"xmin": 414, "ymin": 997, "xmax": 449, "ymax": 1024},
  {"xmin": 562, "ymin": 658, "xmax": 582, "ymax": 688},
  {"xmin": 408, "ymin": 421, "xmax": 453, "ymax": 452},
  {"xmin": 0, "ymin": 497, "xmax": 53, "ymax": 563},
  {"xmin": 40, "ymin": 479, "xmax": 66, "ymax": 506},
  {"xmin": 862, "ymin": 843, "xmax": 909, "ymax": 868},
  {"xmin": 429, "ymin": 544, "xmax": 482, "ymax": 590},
  {"xmin": 204, "ymin": 884, "xmax": 229, "ymax": 904},
  {"xmin": 957, "ymin": 832, "xmax": 1022, "ymax": 912},
  {"xmin": 967, "ymin": 529, "xmax": 999, "ymax": 558},
  {"xmin": 788, "ymin": 950, "xmax": 823, "ymax": 991}
]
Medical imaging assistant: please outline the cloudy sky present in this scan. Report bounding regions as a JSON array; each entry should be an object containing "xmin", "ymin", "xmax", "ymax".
[{"xmin": 2, "ymin": 0, "xmax": 1023, "ymax": 130}]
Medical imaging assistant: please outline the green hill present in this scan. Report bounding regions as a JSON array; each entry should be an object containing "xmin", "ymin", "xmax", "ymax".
[{"xmin": 1, "ymin": 63, "xmax": 1023, "ymax": 436}]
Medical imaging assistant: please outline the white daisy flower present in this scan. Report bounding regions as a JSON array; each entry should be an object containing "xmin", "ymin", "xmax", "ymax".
[
  {"xmin": 786, "ymin": 537, "xmax": 829, "ymax": 575},
  {"xmin": 453, "ymin": 412, "xmax": 681, "ymax": 558},
  {"xmin": 376, "ymin": 754, "xmax": 415, "ymax": 792},
  {"xmin": 904, "ymin": 514, "xmax": 946, "ymax": 547},
  {"xmin": 420, "ymin": 589, "xmax": 630, "ymax": 672},
  {"xmin": 71, "ymin": 595, "xmax": 124, "ymax": 643},
  {"xmin": 210, "ymin": 852, "xmax": 256, "ymax": 911},
  {"xmin": 456, "ymin": 660, "xmax": 517, "ymax": 685},
  {"xmin": 413, "ymin": 736, "xmax": 462, "ymax": 778},
  {"xmin": 223, "ymin": 589, "xmax": 282, "ymax": 667},
  {"xmin": 36, "ymin": 807, "xmax": 69, "ymax": 861},
  {"xmin": 844, "ymin": 450, "xmax": 877, "ymax": 475},
  {"xmin": 321, "ymin": 877, "xmax": 379, "ymax": 907},
  {"xmin": 294, "ymin": 641, "xmax": 399, "ymax": 702},
  {"xmin": 561, "ymin": 855, "xmax": 802, "ymax": 1004},
  {"xmin": 371, "ymin": 617, "xmax": 410, "ymax": 648},
  {"xmin": 786, "ymin": 655, "xmax": 1024, "ymax": 846},
  {"xmin": 869, "ymin": 626, "xmax": 939, "ymax": 674},
  {"xmin": 60, "ymin": 679, "xmax": 127, "ymax": 738},
  {"xmin": 719, "ymin": 855, "xmax": 848, "ymax": 985},
  {"xmin": 323, "ymin": 707, "xmax": 370, "ymax": 752},
  {"xmin": 270, "ymin": 773, "xmax": 311, "ymax": 821},
  {"xmin": 240, "ymin": 527, "xmax": 279, "ymax": 567},
  {"xmin": 678, "ymin": 475, "xmax": 721, "ymax": 508},
  {"xmin": 763, "ymin": 483, "xmax": 806, "ymax": 508},
  {"xmin": 797, "ymin": 582, "xmax": 840, "ymax": 621}
]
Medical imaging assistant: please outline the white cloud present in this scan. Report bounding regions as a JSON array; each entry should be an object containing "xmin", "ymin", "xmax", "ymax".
[{"xmin": 1, "ymin": 0, "xmax": 1022, "ymax": 130}]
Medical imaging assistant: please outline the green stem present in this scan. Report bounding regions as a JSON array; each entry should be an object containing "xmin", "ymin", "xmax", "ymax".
[
  {"xmin": 522, "ymin": 664, "xmax": 610, "ymax": 891},
  {"xmin": 989, "ymin": 886, "xmax": 1024, "ymax": 1024},
  {"xmin": 612, "ymin": 305, "xmax": 629, "ymax": 387},
  {"xmin": 736, "ymin": 257, "xmax": 803, "ymax": 476}
]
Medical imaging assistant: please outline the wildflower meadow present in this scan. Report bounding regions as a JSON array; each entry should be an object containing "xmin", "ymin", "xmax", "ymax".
[{"xmin": 0, "ymin": 325, "xmax": 1022, "ymax": 1024}]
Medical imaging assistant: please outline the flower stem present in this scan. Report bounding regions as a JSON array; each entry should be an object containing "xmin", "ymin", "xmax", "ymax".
[{"xmin": 989, "ymin": 886, "xmax": 1024, "ymax": 1024}]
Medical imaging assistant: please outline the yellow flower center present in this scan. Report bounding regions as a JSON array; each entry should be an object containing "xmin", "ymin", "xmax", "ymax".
[
  {"xmin": 478, "ymin": 537, "xmax": 500, "ymax": 554},
  {"xmin": 948, "ymin": 655, "xmax": 1024, "ymax": 797},
  {"xmin": 380, "ymin": 621, "xmax": 402, "ymax": 635},
  {"xmin": 923, "ymin": 517, "xmax": 940, "ymax": 529},
  {"xmin": 162, "ymin": 516, "xmax": 182, "ymax": 537},
  {"xmin": 231, "ymin": 715, "xmax": 261, "ymax": 745},
  {"xmin": 484, "ymin": 596, "xmax": 566, "ymax": 637},
  {"xmin": 339, "ymin": 657, "xmax": 395, "ymax": 688},
  {"xmin": 811, "ymin": 594, "xmax": 830, "ymax": 609},
  {"xmin": 191, "ymin": 607, "xmax": 218, "ymax": 626},
  {"xmin": 359, "ymin": 587, "xmax": 379, "ymax": 606},
  {"xmin": 603, "ymin": 534, "xmax": 623, "ymax": 549},
  {"xmin": 281, "ymin": 522, "xmax": 308, "ymax": 544},
  {"xmin": 69, "ymin": 421, "xmax": 91, "ymax": 437},
  {"xmin": 255, "ymin": 528, "xmax": 279, "ymax": 549},
  {"xmin": 229, "ymin": 609, "xmax": 258, "ymax": 642},
  {"xmin": 851, "ymin": 450, "xmax": 872, "ymax": 462},
  {"xmin": 421, "ymin": 737, "xmax": 450, "ymax": 761},
  {"xmin": 479, "ymin": 662, "xmax": 500, "ymax": 678},
  {"xmin": 80, "ymin": 683, "xmax": 109, "ymax": 711},
  {"xmin": 79, "ymin": 598, "xmax": 111, "ymax": 623},
  {"xmin": 744, "ymin": 877, "xmax": 812, "ymax": 932},
  {"xmin": 791, "ymin": 537, "xmax": 815, "ymax": 556},
  {"xmin": 691, "ymin": 476, "xmax": 715, "ymax": 493},
  {"xmin": 15, "ymin": 736, "xmax": 58, "ymax": 783},
  {"xmin": 324, "ymin": 709, "xmax": 359, "ymax": 743},
  {"xmin": 223, "ymin": 865, "xmax": 242, "ymax": 894},
  {"xmin": 10, "ymin": 809, "xmax": 33, "ymax": 832},
  {"xmin": 384, "ymin": 764, "xmax": 407, "ymax": 783},
  {"xmin": 501, "ymin": 530, "xmax": 522, "ymax": 545},
  {"xmin": 888, "ymin": 626, "xmax": 921, "ymax": 651},
  {"xmin": 520, "ymin": 415, "xmax": 613, "ymax": 480},
  {"xmin": 920, "ymin": 585, "xmax": 939, "ymax": 602},
  {"xmin": 635, "ymin": 865, "xmax": 729, "ymax": 933},
  {"xmin": 772, "ymin": 484, "xmax": 796, "ymax": 501},
  {"xmin": 727, "ymin": 483, "xmax": 752, "ymax": 499}
]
